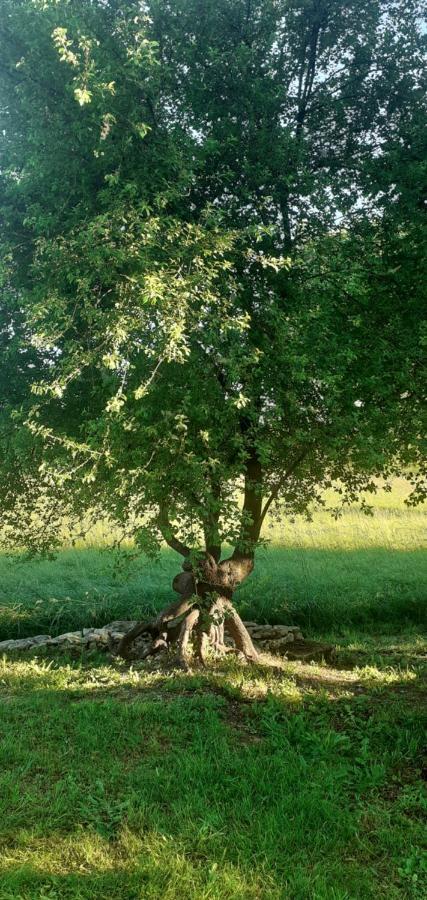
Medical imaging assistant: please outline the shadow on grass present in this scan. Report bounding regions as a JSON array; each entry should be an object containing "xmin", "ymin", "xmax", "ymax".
[
  {"xmin": 236, "ymin": 546, "xmax": 427, "ymax": 630},
  {"xmin": 1, "ymin": 652, "xmax": 426, "ymax": 900},
  {"xmin": 1, "ymin": 649, "xmax": 425, "ymax": 705},
  {"xmin": 0, "ymin": 545, "xmax": 426, "ymax": 642}
]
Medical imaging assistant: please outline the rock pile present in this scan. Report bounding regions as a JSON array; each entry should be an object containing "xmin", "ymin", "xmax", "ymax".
[
  {"xmin": 0, "ymin": 623, "xmax": 132, "ymax": 655},
  {"xmin": 242, "ymin": 622, "xmax": 303, "ymax": 651},
  {"xmin": 0, "ymin": 620, "xmax": 334, "ymax": 661}
]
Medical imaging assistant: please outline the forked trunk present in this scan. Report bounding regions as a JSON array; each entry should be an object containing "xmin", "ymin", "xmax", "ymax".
[
  {"xmin": 118, "ymin": 456, "xmax": 264, "ymax": 664},
  {"xmin": 117, "ymin": 554, "xmax": 258, "ymax": 664}
]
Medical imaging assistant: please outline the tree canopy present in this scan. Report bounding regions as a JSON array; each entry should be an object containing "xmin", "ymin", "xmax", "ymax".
[{"xmin": 0, "ymin": 0, "xmax": 426, "ymax": 566}]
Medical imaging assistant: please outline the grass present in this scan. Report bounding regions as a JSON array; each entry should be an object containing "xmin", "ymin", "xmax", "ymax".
[
  {"xmin": 0, "ymin": 646, "xmax": 425, "ymax": 899},
  {"xmin": 0, "ymin": 478, "xmax": 425, "ymax": 898},
  {"xmin": 0, "ymin": 545, "xmax": 425, "ymax": 641},
  {"xmin": 0, "ymin": 478, "xmax": 425, "ymax": 640}
]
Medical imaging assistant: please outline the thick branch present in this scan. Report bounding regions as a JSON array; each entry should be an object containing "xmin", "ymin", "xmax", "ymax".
[
  {"xmin": 203, "ymin": 475, "xmax": 222, "ymax": 562},
  {"xmin": 259, "ymin": 449, "xmax": 308, "ymax": 528},
  {"xmin": 232, "ymin": 452, "xmax": 263, "ymax": 561},
  {"xmin": 157, "ymin": 504, "xmax": 190, "ymax": 557},
  {"xmin": 295, "ymin": 9, "xmax": 325, "ymax": 140}
]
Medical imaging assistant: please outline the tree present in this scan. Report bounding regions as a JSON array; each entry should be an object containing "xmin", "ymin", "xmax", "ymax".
[{"xmin": 0, "ymin": 0, "xmax": 425, "ymax": 664}]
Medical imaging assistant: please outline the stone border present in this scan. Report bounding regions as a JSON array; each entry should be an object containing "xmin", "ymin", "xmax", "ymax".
[{"xmin": 0, "ymin": 621, "xmax": 303, "ymax": 655}]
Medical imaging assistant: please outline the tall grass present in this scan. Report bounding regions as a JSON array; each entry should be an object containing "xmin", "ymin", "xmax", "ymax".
[{"xmin": 0, "ymin": 478, "xmax": 425, "ymax": 639}]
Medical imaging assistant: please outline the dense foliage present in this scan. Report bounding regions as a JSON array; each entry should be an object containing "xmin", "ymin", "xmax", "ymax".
[{"xmin": 0, "ymin": 0, "xmax": 426, "ymax": 557}]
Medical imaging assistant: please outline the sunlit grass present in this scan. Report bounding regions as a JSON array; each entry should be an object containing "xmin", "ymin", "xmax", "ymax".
[
  {"xmin": 266, "ymin": 477, "xmax": 426, "ymax": 550},
  {"xmin": 0, "ymin": 477, "xmax": 425, "ymax": 898},
  {"xmin": 0, "ymin": 644, "xmax": 425, "ymax": 899},
  {"xmin": 59, "ymin": 476, "xmax": 426, "ymax": 551}
]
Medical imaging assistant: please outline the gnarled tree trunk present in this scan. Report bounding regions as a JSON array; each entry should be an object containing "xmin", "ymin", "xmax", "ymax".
[
  {"xmin": 117, "ymin": 552, "xmax": 259, "ymax": 665},
  {"xmin": 118, "ymin": 453, "xmax": 270, "ymax": 665}
]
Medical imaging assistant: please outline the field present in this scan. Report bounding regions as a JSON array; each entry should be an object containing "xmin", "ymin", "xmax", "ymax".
[{"xmin": 0, "ymin": 480, "xmax": 426, "ymax": 899}]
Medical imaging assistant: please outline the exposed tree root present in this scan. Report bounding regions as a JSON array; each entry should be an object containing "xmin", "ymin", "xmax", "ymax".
[
  {"xmin": 117, "ymin": 596, "xmax": 192, "ymax": 659},
  {"xmin": 195, "ymin": 628, "xmax": 210, "ymax": 666},
  {"xmin": 220, "ymin": 599, "xmax": 258, "ymax": 662},
  {"xmin": 117, "ymin": 548, "xmax": 262, "ymax": 667},
  {"xmin": 176, "ymin": 607, "xmax": 199, "ymax": 669},
  {"xmin": 117, "ymin": 592, "xmax": 258, "ymax": 667}
]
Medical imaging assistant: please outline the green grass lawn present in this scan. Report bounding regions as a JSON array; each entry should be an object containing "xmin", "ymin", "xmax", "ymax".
[
  {"xmin": 0, "ymin": 478, "xmax": 425, "ymax": 640},
  {"xmin": 0, "ymin": 545, "xmax": 425, "ymax": 641},
  {"xmin": 0, "ymin": 480, "xmax": 425, "ymax": 898},
  {"xmin": 0, "ymin": 646, "xmax": 426, "ymax": 899}
]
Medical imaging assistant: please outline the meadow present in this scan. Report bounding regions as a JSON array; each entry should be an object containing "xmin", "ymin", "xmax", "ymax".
[
  {"xmin": 0, "ymin": 478, "xmax": 425, "ymax": 641},
  {"xmin": 0, "ymin": 479, "xmax": 425, "ymax": 899}
]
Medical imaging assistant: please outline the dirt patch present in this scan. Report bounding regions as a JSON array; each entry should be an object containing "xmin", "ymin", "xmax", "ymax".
[{"xmin": 284, "ymin": 639, "xmax": 335, "ymax": 662}]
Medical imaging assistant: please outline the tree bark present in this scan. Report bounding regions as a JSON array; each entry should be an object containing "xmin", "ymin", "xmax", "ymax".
[
  {"xmin": 176, "ymin": 607, "xmax": 200, "ymax": 669},
  {"xmin": 117, "ymin": 554, "xmax": 259, "ymax": 663}
]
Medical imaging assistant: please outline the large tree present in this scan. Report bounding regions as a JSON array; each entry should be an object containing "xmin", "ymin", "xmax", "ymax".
[{"xmin": 0, "ymin": 0, "xmax": 425, "ymax": 663}]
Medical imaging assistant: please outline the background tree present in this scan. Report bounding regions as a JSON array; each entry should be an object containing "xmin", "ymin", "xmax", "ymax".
[{"xmin": 0, "ymin": 0, "xmax": 425, "ymax": 663}]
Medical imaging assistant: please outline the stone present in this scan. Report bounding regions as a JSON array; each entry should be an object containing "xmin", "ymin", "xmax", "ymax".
[
  {"xmin": 248, "ymin": 624, "xmax": 304, "ymax": 647},
  {"xmin": 0, "ymin": 620, "xmax": 312, "ymax": 658},
  {"xmin": 47, "ymin": 633, "xmax": 82, "ymax": 646},
  {"xmin": 0, "ymin": 638, "xmax": 30, "ymax": 651},
  {"xmin": 0, "ymin": 640, "xmax": 12, "ymax": 650},
  {"xmin": 271, "ymin": 625, "xmax": 301, "ymax": 636},
  {"xmin": 248, "ymin": 628, "xmax": 273, "ymax": 640},
  {"xmin": 265, "ymin": 634, "xmax": 296, "ymax": 651},
  {"xmin": 250, "ymin": 628, "xmax": 280, "ymax": 640},
  {"xmin": 105, "ymin": 620, "xmax": 137, "ymax": 631},
  {"xmin": 0, "ymin": 634, "xmax": 52, "ymax": 651}
]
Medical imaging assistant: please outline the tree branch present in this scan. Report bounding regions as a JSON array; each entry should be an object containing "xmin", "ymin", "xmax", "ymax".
[
  {"xmin": 259, "ymin": 449, "xmax": 308, "ymax": 528},
  {"xmin": 203, "ymin": 475, "xmax": 222, "ymax": 562},
  {"xmin": 296, "ymin": 8, "xmax": 325, "ymax": 139},
  {"xmin": 157, "ymin": 504, "xmax": 190, "ymax": 557},
  {"xmin": 232, "ymin": 451, "xmax": 263, "ymax": 560}
]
